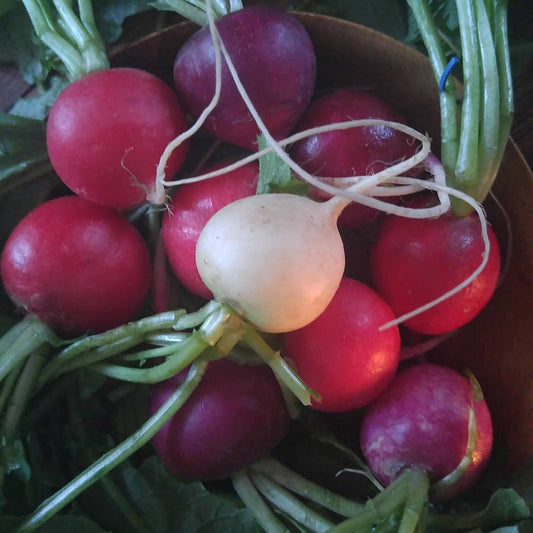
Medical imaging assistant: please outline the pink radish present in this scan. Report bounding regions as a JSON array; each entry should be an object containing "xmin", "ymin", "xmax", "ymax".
[{"xmin": 360, "ymin": 363, "xmax": 493, "ymax": 501}]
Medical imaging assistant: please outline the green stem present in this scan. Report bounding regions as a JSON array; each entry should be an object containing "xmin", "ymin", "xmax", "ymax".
[
  {"xmin": 37, "ymin": 308, "xmax": 198, "ymax": 385},
  {"xmin": 330, "ymin": 471, "xmax": 413, "ymax": 533},
  {"xmin": 90, "ymin": 332, "xmax": 211, "ymax": 383},
  {"xmin": 249, "ymin": 470, "xmax": 335, "ymax": 532},
  {"xmin": 144, "ymin": 332, "xmax": 190, "ymax": 345},
  {"xmin": 0, "ymin": 316, "xmax": 55, "ymax": 383},
  {"xmin": 494, "ymin": 0, "xmax": 514, "ymax": 138},
  {"xmin": 408, "ymin": 0, "xmax": 513, "ymax": 215},
  {"xmin": 475, "ymin": 0, "xmax": 513, "ymax": 203},
  {"xmin": 2, "ymin": 351, "xmax": 47, "ymax": 442},
  {"xmin": 397, "ymin": 470, "xmax": 430, "ymax": 533},
  {"xmin": 251, "ymin": 458, "xmax": 364, "ymax": 518},
  {"xmin": 161, "ymin": 0, "xmax": 244, "ymax": 26},
  {"xmin": 406, "ymin": 0, "xmax": 459, "ymax": 183},
  {"xmin": 40, "ymin": 335, "xmax": 152, "ymax": 386},
  {"xmin": 22, "ymin": 0, "xmax": 86, "ymax": 79},
  {"xmin": 0, "ymin": 362, "xmax": 24, "ymax": 418},
  {"xmin": 454, "ymin": 0, "xmax": 481, "ymax": 195},
  {"xmin": 67, "ymin": 390, "xmax": 151, "ymax": 533},
  {"xmin": 231, "ymin": 469, "xmax": 289, "ymax": 533},
  {"xmin": 21, "ymin": 0, "xmax": 108, "ymax": 80},
  {"xmin": 52, "ymin": 0, "xmax": 107, "ymax": 74},
  {"xmin": 159, "ymin": 0, "xmax": 210, "ymax": 26},
  {"xmin": 241, "ymin": 323, "xmax": 315, "ymax": 406},
  {"xmin": 472, "ymin": 0, "xmax": 500, "ymax": 201},
  {"xmin": 91, "ymin": 305, "xmax": 241, "ymax": 383},
  {"xmin": 16, "ymin": 359, "xmax": 209, "ymax": 533},
  {"xmin": 38, "ymin": 302, "xmax": 229, "ymax": 387},
  {"xmin": 0, "ymin": 159, "xmax": 55, "ymax": 197},
  {"xmin": 77, "ymin": 0, "xmax": 102, "ymax": 42},
  {"xmin": 121, "ymin": 337, "xmax": 188, "ymax": 361}
]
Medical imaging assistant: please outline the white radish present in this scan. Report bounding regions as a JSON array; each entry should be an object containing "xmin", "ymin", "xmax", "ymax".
[{"xmin": 196, "ymin": 193, "xmax": 345, "ymax": 333}]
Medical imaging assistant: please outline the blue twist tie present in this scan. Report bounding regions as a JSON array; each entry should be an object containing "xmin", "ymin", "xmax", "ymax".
[{"xmin": 439, "ymin": 56, "xmax": 460, "ymax": 92}]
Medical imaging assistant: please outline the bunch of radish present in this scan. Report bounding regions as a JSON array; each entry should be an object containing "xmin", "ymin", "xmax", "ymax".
[{"xmin": 0, "ymin": 0, "xmax": 522, "ymax": 532}]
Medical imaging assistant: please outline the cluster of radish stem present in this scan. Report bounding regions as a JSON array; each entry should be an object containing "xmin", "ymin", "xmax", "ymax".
[{"xmin": 153, "ymin": 0, "xmax": 492, "ymax": 331}]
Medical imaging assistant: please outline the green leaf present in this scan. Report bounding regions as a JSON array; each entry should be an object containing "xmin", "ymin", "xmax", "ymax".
[
  {"xmin": 405, "ymin": 0, "xmax": 460, "ymax": 56},
  {"xmin": 0, "ymin": 112, "xmax": 51, "ymax": 199},
  {"xmin": 92, "ymin": 0, "xmax": 154, "ymax": 43},
  {"xmin": 119, "ymin": 456, "xmax": 262, "ymax": 533},
  {"xmin": 0, "ymin": 438, "xmax": 31, "ymax": 482},
  {"xmin": 256, "ymin": 135, "xmax": 309, "ymax": 196},
  {"xmin": 0, "ymin": 514, "xmax": 108, "ymax": 532},
  {"xmin": 0, "ymin": 112, "xmax": 46, "ymax": 156},
  {"xmin": 295, "ymin": 0, "xmax": 409, "ymax": 41},
  {"xmin": 9, "ymin": 76, "xmax": 67, "ymax": 120},
  {"xmin": 0, "ymin": 4, "xmax": 50, "ymax": 85},
  {"xmin": 477, "ymin": 489, "xmax": 531, "ymax": 528},
  {"xmin": 0, "ymin": 0, "xmax": 18, "ymax": 19}
]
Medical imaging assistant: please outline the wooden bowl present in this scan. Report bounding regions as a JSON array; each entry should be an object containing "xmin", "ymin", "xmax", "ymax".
[{"xmin": 110, "ymin": 13, "xmax": 533, "ymax": 473}]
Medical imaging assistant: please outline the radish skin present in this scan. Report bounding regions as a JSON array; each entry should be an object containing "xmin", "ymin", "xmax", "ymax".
[
  {"xmin": 360, "ymin": 364, "xmax": 493, "ymax": 501},
  {"xmin": 162, "ymin": 161, "xmax": 258, "ymax": 299},
  {"xmin": 195, "ymin": 193, "xmax": 345, "ymax": 333}
]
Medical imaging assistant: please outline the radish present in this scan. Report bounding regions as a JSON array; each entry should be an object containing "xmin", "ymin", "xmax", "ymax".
[
  {"xmin": 0, "ymin": 196, "xmax": 152, "ymax": 333},
  {"xmin": 284, "ymin": 277, "xmax": 400, "ymax": 412},
  {"xmin": 162, "ymin": 161, "xmax": 258, "ymax": 299},
  {"xmin": 290, "ymin": 88, "xmax": 418, "ymax": 228},
  {"xmin": 360, "ymin": 363, "xmax": 493, "ymax": 501},
  {"xmin": 195, "ymin": 192, "xmax": 346, "ymax": 333},
  {"xmin": 172, "ymin": 5, "xmax": 316, "ymax": 150},
  {"xmin": 46, "ymin": 68, "xmax": 189, "ymax": 209},
  {"xmin": 193, "ymin": 140, "xmax": 446, "ymax": 334},
  {"xmin": 370, "ymin": 206, "xmax": 501, "ymax": 335},
  {"xmin": 150, "ymin": 359, "xmax": 289, "ymax": 481}
]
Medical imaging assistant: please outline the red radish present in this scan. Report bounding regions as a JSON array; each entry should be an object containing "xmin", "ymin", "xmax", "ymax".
[
  {"xmin": 150, "ymin": 359, "xmax": 289, "ymax": 481},
  {"xmin": 340, "ymin": 226, "xmax": 376, "ymax": 285},
  {"xmin": 162, "ymin": 161, "xmax": 258, "ymax": 299},
  {"xmin": 284, "ymin": 277, "xmax": 400, "ymax": 412},
  {"xmin": 360, "ymin": 363, "xmax": 493, "ymax": 501},
  {"xmin": 0, "ymin": 196, "xmax": 152, "ymax": 333},
  {"xmin": 173, "ymin": 6, "xmax": 316, "ymax": 150},
  {"xmin": 46, "ymin": 68, "xmax": 189, "ymax": 209},
  {"xmin": 370, "ymin": 209, "xmax": 501, "ymax": 335},
  {"xmin": 290, "ymin": 89, "xmax": 417, "ymax": 227}
]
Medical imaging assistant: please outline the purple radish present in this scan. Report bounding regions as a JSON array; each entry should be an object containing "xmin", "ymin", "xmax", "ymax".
[
  {"xmin": 360, "ymin": 363, "xmax": 493, "ymax": 501},
  {"xmin": 173, "ymin": 6, "xmax": 316, "ymax": 150},
  {"xmin": 150, "ymin": 359, "xmax": 289, "ymax": 481}
]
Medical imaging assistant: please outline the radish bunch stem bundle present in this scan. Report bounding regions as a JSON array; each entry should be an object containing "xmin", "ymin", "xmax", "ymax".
[{"xmin": 407, "ymin": 0, "xmax": 513, "ymax": 215}]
